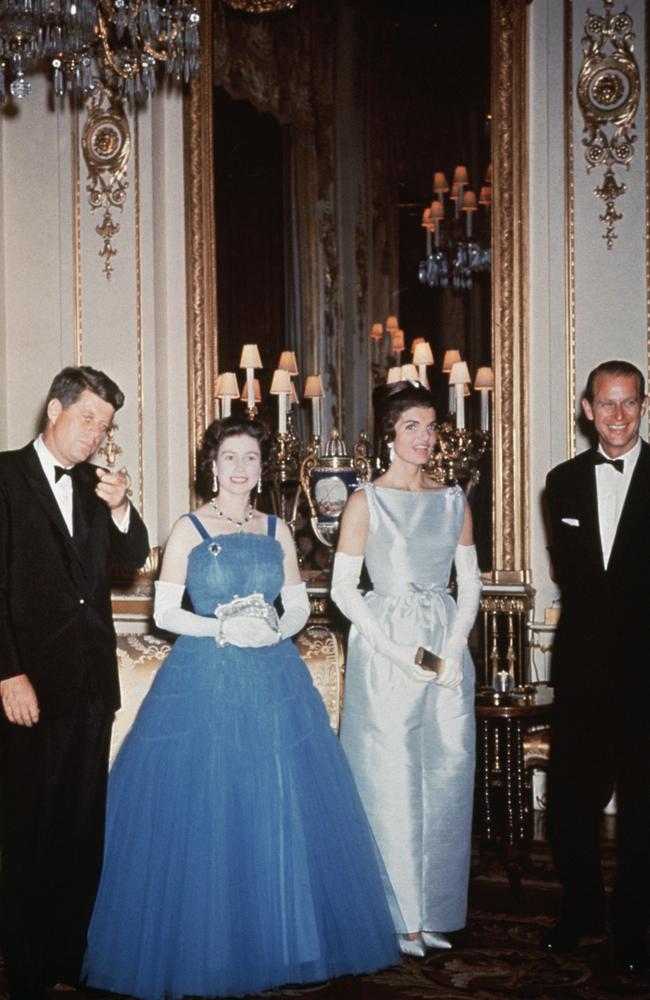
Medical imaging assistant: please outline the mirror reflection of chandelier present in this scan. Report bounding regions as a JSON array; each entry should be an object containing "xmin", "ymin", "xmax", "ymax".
[
  {"xmin": 0, "ymin": 1, "xmax": 200, "ymax": 104},
  {"xmin": 418, "ymin": 164, "xmax": 492, "ymax": 291}
]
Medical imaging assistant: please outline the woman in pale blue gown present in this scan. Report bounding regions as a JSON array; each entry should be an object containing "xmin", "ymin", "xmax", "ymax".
[
  {"xmin": 332, "ymin": 380, "xmax": 482, "ymax": 957},
  {"xmin": 82, "ymin": 416, "xmax": 399, "ymax": 1000}
]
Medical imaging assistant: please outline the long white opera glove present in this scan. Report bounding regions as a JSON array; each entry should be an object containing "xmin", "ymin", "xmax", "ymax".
[
  {"xmin": 331, "ymin": 552, "xmax": 435, "ymax": 685},
  {"xmin": 154, "ymin": 580, "xmax": 221, "ymax": 637},
  {"xmin": 278, "ymin": 582, "xmax": 310, "ymax": 639},
  {"xmin": 437, "ymin": 543, "xmax": 482, "ymax": 689}
]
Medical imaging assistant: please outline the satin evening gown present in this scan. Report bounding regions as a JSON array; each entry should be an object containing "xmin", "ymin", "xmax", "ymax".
[
  {"xmin": 340, "ymin": 484, "xmax": 476, "ymax": 934},
  {"xmin": 82, "ymin": 514, "xmax": 399, "ymax": 1000}
]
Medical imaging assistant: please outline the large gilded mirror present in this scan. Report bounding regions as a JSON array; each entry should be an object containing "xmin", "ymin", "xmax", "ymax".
[{"xmin": 185, "ymin": 0, "xmax": 528, "ymax": 581}]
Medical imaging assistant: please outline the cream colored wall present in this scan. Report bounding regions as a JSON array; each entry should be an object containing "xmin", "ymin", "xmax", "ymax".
[
  {"xmin": 0, "ymin": 77, "xmax": 190, "ymax": 547},
  {"xmin": 528, "ymin": 0, "xmax": 648, "ymax": 662}
]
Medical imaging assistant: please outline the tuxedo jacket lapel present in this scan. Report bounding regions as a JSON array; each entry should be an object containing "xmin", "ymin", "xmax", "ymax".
[
  {"xmin": 19, "ymin": 445, "xmax": 88, "ymax": 573},
  {"xmin": 607, "ymin": 441, "xmax": 650, "ymax": 574},
  {"xmin": 71, "ymin": 465, "xmax": 101, "ymax": 560},
  {"xmin": 575, "ymin": 455, "xmax": 605, "ymax": 575}
]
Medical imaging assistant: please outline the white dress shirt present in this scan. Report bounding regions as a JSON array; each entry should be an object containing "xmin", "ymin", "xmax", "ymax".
[
  {"xmin": 33, "ymin": 436, "xmax": 130, "ymax": 535},
  {"xmin": 595, "ymin": 436, "xmax": 640, "ymax": 568}
]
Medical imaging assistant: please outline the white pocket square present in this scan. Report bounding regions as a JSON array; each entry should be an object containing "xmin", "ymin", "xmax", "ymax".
[{"xmin": 561, "ymin": 517, "xmax": 580, "ymax": 527}]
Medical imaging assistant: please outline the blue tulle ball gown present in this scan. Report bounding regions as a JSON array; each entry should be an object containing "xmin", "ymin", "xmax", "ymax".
[{"xmin": 82, "ymin": 514, "xmax": 399, "ymax": 1000}]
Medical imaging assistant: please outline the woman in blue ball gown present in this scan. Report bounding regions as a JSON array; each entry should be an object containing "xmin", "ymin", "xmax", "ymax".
[{"xmin": 82, "ymin": 416, "xmax": 399, "ymax": 1000}]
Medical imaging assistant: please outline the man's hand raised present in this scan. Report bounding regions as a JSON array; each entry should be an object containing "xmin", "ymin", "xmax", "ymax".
[{"xmin": 95, "ymin": 466, "xmax": 130, "ymax": 521}]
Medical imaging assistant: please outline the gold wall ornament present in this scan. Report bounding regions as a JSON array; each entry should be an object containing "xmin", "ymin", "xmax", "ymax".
[
  {"xmin": 97, "ymin": 424, "xmax": 123, "ymax": 470},
  {"xmin": 491, "ymin": 0, "xmax": 529, "ymax": 579},
  {"xmin": 576, "ymin": 0, "xmax": 640, "ymax": 248},
  {"xmin": 222, "ymin": 0, "xmax": 300, "ymax": 11},
  {"xmin": 81, "ymin": 83, "xmax": 131, "ymax": 279}
]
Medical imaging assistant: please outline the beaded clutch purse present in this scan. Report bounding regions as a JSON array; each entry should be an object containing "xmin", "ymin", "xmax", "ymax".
[{"xmin": 214, "ymin": 593, "xmax": 279, "ymax": 646}]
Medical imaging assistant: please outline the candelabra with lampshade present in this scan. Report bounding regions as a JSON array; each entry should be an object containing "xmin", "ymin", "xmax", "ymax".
[
  {"xmin": 474, "ymin": 366, "xmax": 495, "ymax": 431},
  {"xmin": 303, "ymin": 375, "xmax": 325, "ymax": 447},
  {"xmin": 419, "ymin": 164, "xmax": 491, "ymax": 291},
  {"xmin": 239, "ymin": 344, "xmax": 263, "ymax": 417},
  {"xmin": 215, "ymin": 372, "xmax": 240, "ymax": 419}
]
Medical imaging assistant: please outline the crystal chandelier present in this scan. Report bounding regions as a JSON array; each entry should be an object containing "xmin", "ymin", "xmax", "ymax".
[
  {"xmin": 0, "ymin": 1, "xmax": 200, "ymax": 104},
  {"xmin": 418, "ymin": 164, "xmax": 492, "ymax": 292}
]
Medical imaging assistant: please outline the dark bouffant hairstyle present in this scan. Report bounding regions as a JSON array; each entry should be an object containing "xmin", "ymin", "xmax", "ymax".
[
  {"xmin": 46, "ymin": 366, "xmax": 125, "ymax": 411},
  {"xmin": 196, "ymin": 416, "xmax": 270, "ymax": 499},
  {"xmin": 372, "ymin": 379, "xmax": 436, "ymax": 443},
  {"xmin": 584, "ymin": 360, "xmax": 645, "ymax": 404}
]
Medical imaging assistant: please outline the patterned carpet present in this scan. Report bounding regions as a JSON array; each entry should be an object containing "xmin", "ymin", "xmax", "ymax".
[{"xmin": 3, "ymin": 833, "xmax": 650, "ymax": 1000}]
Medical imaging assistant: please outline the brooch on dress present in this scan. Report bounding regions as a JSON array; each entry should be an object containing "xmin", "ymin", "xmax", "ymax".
[{"xmin": 208, "ymin": 541, "xmax": 222, "ymax": 557}]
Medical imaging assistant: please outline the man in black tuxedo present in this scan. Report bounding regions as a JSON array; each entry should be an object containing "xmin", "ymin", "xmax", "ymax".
[
  {"xmin": 543, "ymin": 359, "xmax": 650, "ymax": 975},
  {"xmin": 0, "ymin": 366, "xmax": 149, "ymax": 1000}
]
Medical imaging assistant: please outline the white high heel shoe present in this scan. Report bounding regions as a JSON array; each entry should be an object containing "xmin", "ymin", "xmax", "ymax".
[
  {"xmin": 422, "ymin": 931, "xmax": 452, "ymax": 949},
  {"xmin": 399, "ymin": 935, "xmax": 426, "ymax": 958}
]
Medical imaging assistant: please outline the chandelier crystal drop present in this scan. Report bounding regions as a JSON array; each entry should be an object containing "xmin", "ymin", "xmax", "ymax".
[{"xmin": 0, "ymin": 1, "xmax": 200, "ymax": 105}]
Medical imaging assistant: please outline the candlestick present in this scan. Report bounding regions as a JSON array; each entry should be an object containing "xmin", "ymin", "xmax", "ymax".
[
  {"xmin": 474, "ymin": 366, "xmax": 494, "ymax": 432},
  {"xmin": 216, "ymin": 371, "xmax": 240, "ymax": 421},
  {"xmin": 480, "ymin": 391, "xmax": 489, "ymax": 430},
  {"xmin": 412, "ymin": 341, "xmax": 434, "ymax": 388},
  {"xmin": 311, "ymin": 397, "xmax": 321, "ymax": 438},
  {"xmin": 304, "ymin": 374, "xmax": 324, "ymax": 441},
  {"xmin": 270, "ymin": 368, "xmax": 291, "ymax": 434},
  {"xmin": 239, "ymin": 344, "xmax": 262, "ymax": 414},
  {"xmin": 449, "ymin": 360, "xmax": 471, "ymax": 428},
  {"xmin": 455, "ymin": 384, "xmax": 465, "ymax": 428}
]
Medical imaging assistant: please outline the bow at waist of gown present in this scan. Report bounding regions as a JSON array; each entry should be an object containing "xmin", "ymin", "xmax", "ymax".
[{"xmin": 371, "ymin": 581, "xmax": 451, "ymax": 600}]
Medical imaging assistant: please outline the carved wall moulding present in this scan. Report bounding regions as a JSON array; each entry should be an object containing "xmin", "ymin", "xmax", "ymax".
[
  {"xmin": 576, "ymin": 0, "xmax": 640, "ymax": 248},
  {"xmin": 222, "ymin": 0, "xmax": 299, "ymax": 11},
  {"xmin": 81, "ymin": 84, "xmax": 131, "ymax": 279}
]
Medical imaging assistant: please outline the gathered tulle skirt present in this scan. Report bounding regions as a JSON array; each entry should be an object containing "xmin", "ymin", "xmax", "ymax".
[{"xmin": 82, "ymin": 636, "xmax": 399, "ymax": 1000}]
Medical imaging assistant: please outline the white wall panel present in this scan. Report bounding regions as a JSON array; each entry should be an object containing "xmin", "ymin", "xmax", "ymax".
[
  {"xmin": 527, "ymin": 0, "xmax": 647, "ymax": 639},
  {"xmin": 0, "ymin": 79, "xmax": 190, "ymax": 548}
]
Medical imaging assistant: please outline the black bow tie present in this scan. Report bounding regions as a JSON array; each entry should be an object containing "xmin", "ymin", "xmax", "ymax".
[
  {"xmin": 54, "ymin": 465, "xmax": 75, "ymax": 482},
  {"xmin": 593, "ymin": 452, "xmax": 624, "ymax": 473}
]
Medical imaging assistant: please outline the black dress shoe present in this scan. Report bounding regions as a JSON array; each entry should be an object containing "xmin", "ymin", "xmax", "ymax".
[
  {"xmin": 615, "ymin": 949, "xmax": 650, "ymax": 977},
  {"xmin": 541, "ymin": 923, "xmax": 581, "ymax": 954},
  {"xmin": 541, "ymin": 920, "xmax": 604, "ymax": 954}
]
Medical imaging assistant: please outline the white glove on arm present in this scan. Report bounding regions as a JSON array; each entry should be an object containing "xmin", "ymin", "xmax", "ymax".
[
  {"xmin": 438, "ymin": 543, "xmax": 482, "ymax": 689},
  {"xmin": 278, "ymin": 582, "xmax": 310, "ymax": 639},
  {"xmin": 331, "ymin": 552, "xmax": 435, "ymax": 684},
  {"xmin": 154, "ymin": 580, "xmax": 221, "ymax": 637}
]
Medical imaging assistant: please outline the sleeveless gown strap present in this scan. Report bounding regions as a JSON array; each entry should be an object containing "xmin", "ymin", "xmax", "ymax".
[
  {"xmin": 267, "ymin": 514, "xmax": 278, "ymax": 539},
  {"xmin": 186, "ymin": 513, "xmax": 211, "ymax": 540}
]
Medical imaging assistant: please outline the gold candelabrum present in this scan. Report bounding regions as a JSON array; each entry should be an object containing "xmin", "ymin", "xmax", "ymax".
[
  {"xmin": 425, "ymin": 422, "xmax": 490, "ymax": 490},
  {"xmin": 265, "ymin": 413, "xmax": 306, "ymax": 532}
]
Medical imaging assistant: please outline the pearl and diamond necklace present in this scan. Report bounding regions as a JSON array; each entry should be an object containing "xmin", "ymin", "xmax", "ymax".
[{"xmin": 209, "ymin": 498, "xmax": 254, "ymax": 530}]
